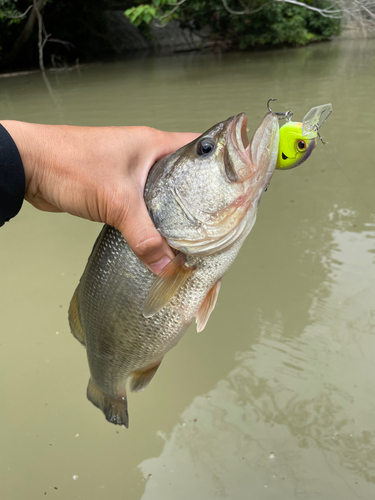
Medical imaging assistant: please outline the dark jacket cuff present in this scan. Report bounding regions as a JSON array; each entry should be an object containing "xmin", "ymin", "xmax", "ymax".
[{"xmin": 0, "ymin": 124, "xmax": 26, "ymax": 226}]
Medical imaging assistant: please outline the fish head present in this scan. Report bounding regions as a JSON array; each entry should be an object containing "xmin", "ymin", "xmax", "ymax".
[
  {"xmin": 145, "ymin": 112, "xmax": 279, "ymax": 255},
  {"xmin": 276, "ymin": 121, "xmax": 317, "ymax": 170}
]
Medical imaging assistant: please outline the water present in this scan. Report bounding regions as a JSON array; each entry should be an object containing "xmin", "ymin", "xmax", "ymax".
[{"xmin": 0, "ymin": 38, "xmax": 374, "ymax": 499}]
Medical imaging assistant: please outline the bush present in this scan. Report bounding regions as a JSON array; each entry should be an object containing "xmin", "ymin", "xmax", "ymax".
[{"xmin": 125, "ymin": 0, "xmax": 341, "ymax": 49}]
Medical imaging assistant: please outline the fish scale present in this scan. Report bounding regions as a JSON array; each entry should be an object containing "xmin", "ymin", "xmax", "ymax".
[{"xmin": 69, "ymin": 111, "xmax": 280, "ymax": 426}]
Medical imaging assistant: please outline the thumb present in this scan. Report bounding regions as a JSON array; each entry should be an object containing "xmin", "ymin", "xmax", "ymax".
[{"xmin": 115, "ymin": 190, "xmax": 175, "ymax": 275}]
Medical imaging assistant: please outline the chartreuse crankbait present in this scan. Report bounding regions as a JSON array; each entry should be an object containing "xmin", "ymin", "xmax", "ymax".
[{"xmin": 267, "ymin": 99, "xmax": 332, "ymax": 170}]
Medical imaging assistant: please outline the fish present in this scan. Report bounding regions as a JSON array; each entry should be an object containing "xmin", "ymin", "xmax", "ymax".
[{"xmin": 68, "ymin": 111, "xmax": 280, "ymax": 427}]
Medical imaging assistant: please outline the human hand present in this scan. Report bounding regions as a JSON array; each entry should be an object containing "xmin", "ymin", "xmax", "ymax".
[{"xmin": 1, "ymin": 121, "xmax": 199, "ymax": 274}]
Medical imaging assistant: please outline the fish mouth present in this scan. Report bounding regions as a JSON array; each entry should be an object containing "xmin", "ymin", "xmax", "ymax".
[
  {"xmin": 165, "ymin": 112, "xmax": 279, "ymax": 256},
  {"xmin": 232, "ymin": 113, "xmax": 250, "ymax": 159},
  {"xmin": 282, "ymin": 152, "xmax": 288, "ymax": 160},
  {"xmin": 228, "ymin": 112, "xmax": 277, "ymax": 182},
  {"xmin": 225, "ymin": 113, "xmax": 253, "ymax": 183}
]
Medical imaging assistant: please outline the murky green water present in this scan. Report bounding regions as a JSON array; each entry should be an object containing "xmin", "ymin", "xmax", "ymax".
[{"xmin": 0, "ymin": 38, "xmax": 374, "ymax": 499}]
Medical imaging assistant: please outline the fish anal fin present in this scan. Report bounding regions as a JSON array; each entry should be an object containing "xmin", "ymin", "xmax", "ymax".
[
  {"xmin": 196, "ymin": 279, "xmax": 221, "ymax": 333},
  {"xmin": 87, "ymin": 378, "xmax": 129, "ymax": 428},
  {"xmin": 143, "ymin": 252, "xmax": 195, "ymax": 318},
  {"xmin": 68, "ymin": 287, "xmax": 86, "ymax": 346},
  {"xmin": 130, "ymin": 360, "xmax": 162, "ymax": 393}
]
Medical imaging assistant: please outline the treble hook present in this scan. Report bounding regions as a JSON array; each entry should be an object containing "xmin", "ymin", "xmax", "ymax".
[
  {"xmin": 313, "ymin": 124, "xmax": 327, "ymax": 145},
  {"xmin": 267, "ymin": 99, "xmax": 293, "ymax": 121}
]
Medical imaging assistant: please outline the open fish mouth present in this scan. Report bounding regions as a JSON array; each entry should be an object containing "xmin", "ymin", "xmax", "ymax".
[
  {"xmin": 223, "ymin": 113, "xmax": 256, "ymax": 184},
  {"xmin": 227, "ymin": 112, "xmax": 278, "ymax": 183},
  {"xmin": 148, "ymin": 111, "xmax": 279, "ymax": 257},
  {"xmin": 231, "ymin": 113, "xmax": 251, "ymax": 164},
  {"xmin": 233, "ymin": 113, "xmax": 250, "ymax": 151}
]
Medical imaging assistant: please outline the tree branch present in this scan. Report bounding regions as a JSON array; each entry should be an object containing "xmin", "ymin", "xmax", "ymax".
[
  {"xmin": 2, "ymin": 0, "xmax": 49, "ymax": 65},
  {"xmin": 34, "ymin": 0, "xmax": 49, "ymax": 71},
  {"xmin": 274, "ymin": 0, "xmax": 342, "ymax": 18},
  {"xmin": 159, "ymin": 0, "xmax": 188, "ymax": 20},
  {"xmin": 221, "ymin": 0, "xmax": 265, "ymax": 15},
  {"xmin": 4, "ymin": 5, "xmax": 33, "ymax": 19}
]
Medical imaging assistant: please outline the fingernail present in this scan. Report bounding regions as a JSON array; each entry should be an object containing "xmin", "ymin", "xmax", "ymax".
[{"xmin": 149, "ymin": 256, "xmax": 171, "ymax": 275}]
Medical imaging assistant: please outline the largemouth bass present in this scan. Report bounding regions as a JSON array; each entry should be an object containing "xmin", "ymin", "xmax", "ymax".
[{"xmin": 69, "ymin": 111, "xmax": 279, "ymax": 427}]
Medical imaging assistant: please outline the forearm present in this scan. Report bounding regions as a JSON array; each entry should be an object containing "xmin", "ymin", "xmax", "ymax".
[
  {"xmin": 1, "ymin": 121, "xmax": 140, "ymax": 215},
  {"xmin": 0, "ymin": 120, "xmax": 199, "ymax": 272}
]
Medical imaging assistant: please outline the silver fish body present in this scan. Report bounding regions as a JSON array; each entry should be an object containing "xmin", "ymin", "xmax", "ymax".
[{"xmin": 69, "ymin": 112, "xmax": 279, "ymax": 426}]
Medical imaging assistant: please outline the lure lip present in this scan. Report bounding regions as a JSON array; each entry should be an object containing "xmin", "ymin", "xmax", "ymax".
[{"xmin": 302, "ymin": 103, "xmax": 332, "ymax": 136}]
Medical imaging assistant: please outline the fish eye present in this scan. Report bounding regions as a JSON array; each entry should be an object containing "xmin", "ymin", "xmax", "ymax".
[
  {"xmin": 197, "ymin": 137, "xmax": 216, "ymax": 157},
  {"xmin": 297, "ymin": 140, "xmax": 306, "ymax": 151}
]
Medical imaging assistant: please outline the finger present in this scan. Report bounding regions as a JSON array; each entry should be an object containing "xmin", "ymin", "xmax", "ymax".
[{"xmin": 115, "ymin": 190, "xmax": 175, "ymax": 275}]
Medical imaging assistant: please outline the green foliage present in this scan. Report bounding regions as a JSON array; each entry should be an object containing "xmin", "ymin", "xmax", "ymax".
[
  {"xmin": 0, "ymin": 0, "xmax": 19, "ymax": 16},
  {"xmin": 0, "ymin": 0, "xmax": 23, "ymax": 55},
  {"xmin": 125, "ymin": 0, "xmax": 178, "ymax": 27},
  {"xmin": 228, "ymin": 1, "xmax": 342, "ymax": 48},
  {"xmin": 124, "ymin": 0, "xmax": 341, "ymax": 48},
  {"xmin": 125, "ymin": 4, "xmax": 158, "ymax": 26},
  {"xmin": 0, "ymin": 0, "xmax": 342, "ymax": 70},
  {"xmin": 0, "ymin": 0, "xmax": 24, "ymax": 24}
]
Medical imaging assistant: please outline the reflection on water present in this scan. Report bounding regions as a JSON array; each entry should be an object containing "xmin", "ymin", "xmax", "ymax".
[
  {"xmin": 0, "ymin": 38, "xmax": 375, "ymax": 499},
  {"xmin": 140, "ymin": 228, "xmax": 375, "ymax": 499}
]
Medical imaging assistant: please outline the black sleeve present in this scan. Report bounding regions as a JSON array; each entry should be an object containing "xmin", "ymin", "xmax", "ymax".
[{"xmin": 0, "ymin": 124, "xmax": 26, "ymax": 226}]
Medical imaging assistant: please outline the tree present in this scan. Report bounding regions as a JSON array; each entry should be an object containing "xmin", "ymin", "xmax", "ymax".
[
  {"xmin": 0, "ymin": 0, "xmax": 113, "ymax": 70},
  {"xmin": 1, "ymin": 0, "xmax": 49, "ymax": 67},
  {"xmin": 125, "ymin": 0, "xmax": 375, "ymax": 42},
  {"xmin": 125, "ymin": 0, "xmax": 343, "ymax": 48}
]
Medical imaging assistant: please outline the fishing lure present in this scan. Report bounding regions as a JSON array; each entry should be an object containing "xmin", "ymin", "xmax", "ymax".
[{"xmin": 267, "ymin": 99, "xmax": 332, "ymax": 170}]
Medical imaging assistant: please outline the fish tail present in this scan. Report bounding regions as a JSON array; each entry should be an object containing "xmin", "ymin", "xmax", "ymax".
[{"xmin": 87, "ymin": 378, "xmax": 129, "ymax": 428}]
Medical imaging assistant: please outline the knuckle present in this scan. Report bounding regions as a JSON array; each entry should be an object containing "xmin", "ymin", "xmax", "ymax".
[{"xmin": 134, "ymin": 233, "xmax": 162, "ymax": 260}]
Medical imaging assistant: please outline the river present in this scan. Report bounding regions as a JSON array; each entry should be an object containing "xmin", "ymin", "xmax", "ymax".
[{"xmin": 0, "ymin": 38, "xmax": 374, "ymax": 499}]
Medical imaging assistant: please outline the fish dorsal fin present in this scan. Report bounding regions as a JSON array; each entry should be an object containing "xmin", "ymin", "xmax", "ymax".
[
  {"xmin": 143, "ymin": 252, "xmax": 195, "ymax": 318},
  {"xmin": 196, "ymin": 279, "xmax": 221, "ymax": 332},
  {"xmin": 130, "ymin": 360, "xmax": 162, "ymax": 393},
  {"xmin": 68, "ymin": 287, "xmax": 86, "ymax": 346}
]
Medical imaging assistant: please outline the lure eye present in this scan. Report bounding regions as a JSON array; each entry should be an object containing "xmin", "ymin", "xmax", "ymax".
[
  {"xmin": 197, "ymin": 137, "xmax": 216, "ymax": 157},
  {"xmin": 297, "ymin": 140, "xmax": 306, "ymax": 151}
]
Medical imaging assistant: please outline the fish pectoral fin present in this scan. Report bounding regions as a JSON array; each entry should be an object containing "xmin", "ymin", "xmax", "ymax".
[
  {"xmin": 196, "ymin": 279, "xmax": 221, "ymax": 333},
  {"xmin": 68, "ymin": 287, "xmax": 86, "ymax": 346},
  {"xmin": 130, "ymin": 360, "xmax": 162, "ymax": 393},
  {"xmin": 87, "ymin": 378, "xmax": 129, "ymax": 428},
  {"xmin": 142, "ymin": 252, "xmax": 195, "ymax": 318}
]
